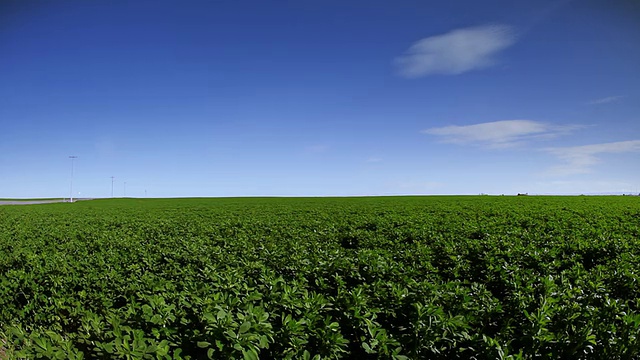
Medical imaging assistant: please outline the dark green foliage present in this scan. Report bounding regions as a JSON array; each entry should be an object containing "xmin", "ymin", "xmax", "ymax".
[{"xmin": 0, "ymin": 196, "xmax": 639, "ymax": 359}]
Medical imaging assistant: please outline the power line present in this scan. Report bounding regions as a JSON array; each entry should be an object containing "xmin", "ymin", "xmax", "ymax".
[{"xmin": 69, "ymin": 156, "xmax": 77, "ymax": 202}]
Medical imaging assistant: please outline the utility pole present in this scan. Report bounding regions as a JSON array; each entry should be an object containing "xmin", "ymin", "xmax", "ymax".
[
  {"xmin": 110, "ymin": 176, "xmax": 115, "ymax": 198},
  {"xmin": 69, "ymin": 156, "xmax": 77, "ymax": 202},
  {"xmin": 124, "ymin": 182, "xmax": 127, "ymax": 197}
]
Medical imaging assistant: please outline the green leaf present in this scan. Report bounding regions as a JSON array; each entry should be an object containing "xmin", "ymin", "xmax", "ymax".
[
  {"xmin": 258, "ymin": 335, "xmax": 269, "ymax": 348},
  {"xmin": 203, "ymin": 313, "xmax": 216, "ymax": 323},
  {"xmin": 242, "ymin": 348, "xmax": 259, "ymax": 360},
  {"xmin": 362, "ymin": 342, "xmax": 374, "ymax": 354},
  {"xmin": 239, "ymin": 321, "xmax": 251, "ymax": 334},
  {"xmin": 197, "ymin": 341, "xmax": 211, "ymax": 348}
]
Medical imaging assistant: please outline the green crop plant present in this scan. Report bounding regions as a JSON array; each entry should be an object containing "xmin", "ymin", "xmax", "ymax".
[{"xmin": 0, "ymin": 196, "xmax": 639, "ymax": 358}]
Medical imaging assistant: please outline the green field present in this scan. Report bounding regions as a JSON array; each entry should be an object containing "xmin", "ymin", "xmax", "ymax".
[{"xmin": 1, "ymin": 196, "xmax": 639, "ymax": 359}]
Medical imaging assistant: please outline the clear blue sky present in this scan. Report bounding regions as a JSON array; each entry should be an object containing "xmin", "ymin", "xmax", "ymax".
[{"xmin": 1, "ymin": 0, "xmax": 639, "ymax": 197}]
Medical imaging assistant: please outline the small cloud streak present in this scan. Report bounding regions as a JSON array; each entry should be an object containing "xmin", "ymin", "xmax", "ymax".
[
  {"xmin": 534, "ymin": 179, "xmax": 637, "ymax": 195},
  {"xmin": 545, "ymin": 140, "xmax": 640, "ymax": 176},
  {"xmin": 365, "ymin": 157, "xmax": 382, "ymax": 163},
  {"xmin": 588, "ymin": 96, "xmax": 625, "ymax": 105},
  {"xmin": 395, "ymin": 24, "xmax": 516, "ymax": 77},
  {"xmin": 423, "ymin": 120, "xmax": 580, "ymax": 148}
]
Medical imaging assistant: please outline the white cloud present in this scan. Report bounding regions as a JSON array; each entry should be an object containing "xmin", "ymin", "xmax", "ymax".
[
  {"xmin": 588, "ymin": 96, "xmax": 625, "ymax": 105},
  {"xmin": 365, "ymin": 157, "xmax": 382, "ymax": 163},
  {"xmin": 395, "ymin": 24, "xmax": 516, "ymax": 77},
  {"xmin": 545, "ymin": 140, "xmax": 640, "ymax": 176},
  {"xmin": 423, "ymin": 120, "xmax": 579, "ymax": 148}
]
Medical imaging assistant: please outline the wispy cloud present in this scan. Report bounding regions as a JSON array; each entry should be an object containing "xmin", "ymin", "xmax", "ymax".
[
  {"xmin": 423, "ymin": 120, "xmax": 580, "ymax": 148},
  {"xmin": 545, "ymin": 140, "xmax": 640, "ymax": 176},
  {"xmin": 588, "ymin": 95, "xmax": 625, "ymax": 105},
  {"xmin": 395, "ymin": 24, "xmax": 516, "ymax": 77},
  {"xmin": 534, "ymin": 179, "xmax": 638, "ymax": 195},
  {"xmin": 365, "ymin": 157, "xmax": 382, "ymax": 163}
]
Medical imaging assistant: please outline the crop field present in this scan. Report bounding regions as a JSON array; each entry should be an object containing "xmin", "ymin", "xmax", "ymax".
[{"xmin": 1, "ymin": 196, "xmax": 639, "ymax": 359}]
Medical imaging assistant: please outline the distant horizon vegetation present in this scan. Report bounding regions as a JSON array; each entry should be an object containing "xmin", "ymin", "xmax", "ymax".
[{"xmin": 2, "ymin": 193, "xmax": 640, "ymax": 202}]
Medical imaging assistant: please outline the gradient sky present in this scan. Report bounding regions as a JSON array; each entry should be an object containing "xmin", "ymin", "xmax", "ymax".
[{"xmin": 1, "ymin": 0, "xmax": 639, "ymax": 198}]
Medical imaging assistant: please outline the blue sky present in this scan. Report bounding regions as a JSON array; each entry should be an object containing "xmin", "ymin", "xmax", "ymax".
[{"xmin": 1, "ymin": 0, "xmax": 639, "ymax": 197}]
